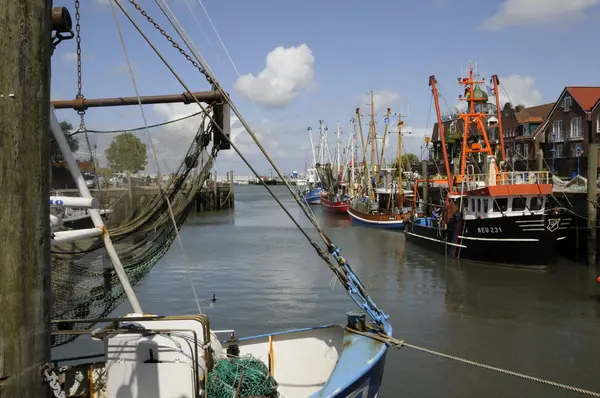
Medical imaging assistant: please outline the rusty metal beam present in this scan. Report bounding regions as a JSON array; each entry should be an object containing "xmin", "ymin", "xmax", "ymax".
[{"xmin": 51, "ymin": 90, "xmax": 222, "ymax": 110}]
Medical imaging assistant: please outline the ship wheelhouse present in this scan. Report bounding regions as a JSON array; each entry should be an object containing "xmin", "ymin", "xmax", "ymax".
[{"xmin": 463, "ymin": 194, "xmax": 546, "ymax": 220}]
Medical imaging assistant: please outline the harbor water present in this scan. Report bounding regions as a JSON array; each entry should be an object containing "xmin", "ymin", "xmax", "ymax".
[{"xmin": 54, "ymin": 185, "xmax": 600, "ymax": 397}]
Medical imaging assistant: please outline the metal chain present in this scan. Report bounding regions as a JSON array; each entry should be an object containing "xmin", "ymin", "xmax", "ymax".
[
  {"xmin": 126, "ymin": 0, "xmax": 214, "ymax": 85},
  {"xmin": 74, "ymin": 0, "xmax": 83, "ymax": 100},
  {"xmin": 42, "ymin": 364, "xmax": 66, "ymax": 398}
]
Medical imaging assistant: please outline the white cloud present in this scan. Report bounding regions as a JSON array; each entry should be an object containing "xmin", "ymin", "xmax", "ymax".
[
  {"xmin": 497, "ymin": 75, "xmax": 542, "ymax": 107},
  {"xmin": 146, "ymin": 103, "xmax": 306, "ymax": 174},
  {"xmin": 234, "ymin": 44, "xmax": 315, "ymax": 108},
  {"xmin": 483, "ymin": 0, "xmax": 600, "ymax": 29},
  {"xmin": 358, "ymin": 90, "xmax": 400, "ymax": 113}
]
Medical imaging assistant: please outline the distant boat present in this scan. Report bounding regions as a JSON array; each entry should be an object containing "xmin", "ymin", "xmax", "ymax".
[
  {"xmin": 320, "ymin": 190, "xmax": 350, "ymax": 214},
  {"xmin": 348, "ymin": 187, "xmax": 411, "ymax": 229},
  {"xmin": 303, "ymin": 186, "xmax": 323, "ymax": 204},
  {"xmin": 347, "ymin": 92, "xmax": 411, "ymax": 229}
]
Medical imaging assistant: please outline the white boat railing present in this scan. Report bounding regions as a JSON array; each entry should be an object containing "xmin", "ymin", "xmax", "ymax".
[{"xmin": 463, "ymin": 171, "xmax": 552, "ymax": 189}]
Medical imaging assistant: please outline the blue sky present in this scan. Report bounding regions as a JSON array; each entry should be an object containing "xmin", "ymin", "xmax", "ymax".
[{"xmin": 51, "ymin": 0, "xmax": 600, "ymax": 176}]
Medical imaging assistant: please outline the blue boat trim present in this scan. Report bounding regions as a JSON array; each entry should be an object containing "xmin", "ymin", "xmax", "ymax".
[{"xmin": 303, "ymin": 187, "xmax": 324, "ymax": 204}]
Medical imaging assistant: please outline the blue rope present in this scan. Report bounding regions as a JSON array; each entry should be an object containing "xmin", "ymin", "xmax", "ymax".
[{"xmin": 330, "ymin": 245, "xmax": 390, "ymax": 328}]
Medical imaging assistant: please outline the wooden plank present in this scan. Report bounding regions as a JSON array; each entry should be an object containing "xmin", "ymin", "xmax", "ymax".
[{"xmin": 0, "ymin": 1, "xmax": 52, "ymax": 397}]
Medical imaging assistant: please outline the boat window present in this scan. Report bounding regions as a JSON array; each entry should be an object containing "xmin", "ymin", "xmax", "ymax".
[
  {"xmin": 482, "ymin": 198, "xmax": 489, "ymax": 214},
  {"xmin": 512, "ymin": 197, "xmax": 527, "ymax": 211},
  {"xmin": 530, "ymin": 196, "xmax": 544, "ymax": 211},
  {"xmin": 477, "ymin": 199, "xmax": 481, "ymax": 213},
  {"xmin": 493, "ymin": 198, "xmax": 508, "ymax": 212}
]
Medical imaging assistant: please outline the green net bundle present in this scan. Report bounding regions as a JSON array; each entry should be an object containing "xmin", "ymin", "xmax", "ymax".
[{"xmin": 206, "ymin": 355, "xmax": 279, "ymax": 398}]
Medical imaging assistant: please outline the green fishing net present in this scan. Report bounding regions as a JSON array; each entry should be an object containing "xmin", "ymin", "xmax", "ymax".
[{"xmin": 206, "ymin": 355, "xmax": 279, "ymax": 398}]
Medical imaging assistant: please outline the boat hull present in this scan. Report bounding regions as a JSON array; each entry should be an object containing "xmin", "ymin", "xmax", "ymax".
[
  {"xmin": 303, "ymin": 187, "xmax": 323, "ymax": 204},
  {"xmin": 405, "ymin": 214, "xmax": 565, "ymax": 268},
  {"xmin": 348, "ymin": 205, "xmax": 407, "ymax": 229},
  {"xmin": 320, "ymin": 192, "xmax": 349, "ymax": 214},
  {"xmin": 230, "ymin": 324, "xmax": 391, "ymax": 398}
]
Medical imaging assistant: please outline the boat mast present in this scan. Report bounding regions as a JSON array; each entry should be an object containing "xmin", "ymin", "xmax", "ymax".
[
  {"xmin": 397, "ymin": 115, "xmax": 404, "ymax": 205},
  {"xmin": 0, "ymin": 2, "xmax": 53, "ymax": 395},
  {"xmin": 369, "ymin": 91, "xmax": 377, "ymax": 181},
  {"xmin": 429, "ymin": 75, "xmax": 455, "ymax": 194},
  {"xmin": 336, "ymin": 121, "xmax": 342, "ymax": 177},
  {"xmin": 491, "ymin": 74, "xmax": 506, "ymax": 162},
  {"xmin": 355, "ymin": 108, "xmax": 367, "ymax": 165},
  {"xmin": 457, "ymin": 64, "xmax": 493, "ymax": 177},
  {"xmin": 351, "ymin": 120, "xmax": 356, "ymax": 197},
  {"xmin": 367, "ymin": 91, "xmax": 377, "ymax": 198},
  {"xmin": 377, "ymin": 108, "xmax": 391, "ymax": 185},
  {"xmin": 308, "ymin": 126, "xmax": 317, "ymax": 168}
]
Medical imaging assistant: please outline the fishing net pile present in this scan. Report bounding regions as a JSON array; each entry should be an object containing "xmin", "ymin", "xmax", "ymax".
[
  {"xmin": 206, "ymin": 355, "xmax": 279, "ymax": 398},
  {"xmin": 51, "ymin": 116, "xmax": 219, "ymax": 347}
]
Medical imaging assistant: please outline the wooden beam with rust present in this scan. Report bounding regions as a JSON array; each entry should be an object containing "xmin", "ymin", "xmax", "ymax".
[{"xmin": 51, "ymin": 90, "xmax": 223, "ymax": 110}]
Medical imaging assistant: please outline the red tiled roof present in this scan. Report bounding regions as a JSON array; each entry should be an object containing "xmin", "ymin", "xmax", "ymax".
[
  {"xmin": 566, "ymin": 87, "xmax": 600, "ymax": 111},
  {"xmin": 515, "ymin": 102, "xmax": 554, "ymax": 124}
]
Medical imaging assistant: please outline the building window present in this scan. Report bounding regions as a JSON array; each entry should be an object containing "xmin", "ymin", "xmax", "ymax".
[
  {"xmin": 552, "ymin": 120, "xmax": 563, "ymax": 141},
  {"xmin": 563, "ymin": 96, "xmax": 572, "ymax": 112},
  {"xmin": 552, "ymin": 144, "xmax": 563, "ymax": 158},
  {"xmin": 524, "ymin": 143, "xmax": 529, "ymax": 157},
  {"xmin": 597, "ymin": 114, "xmax": 600, "ymax": 133},
  {"xmin": 571, "ymin": 117, "xmax": 583, "ymax": 138},
  {"xmin": 572, "ymin": 143, "xmax": 583, "ymax": 157}
]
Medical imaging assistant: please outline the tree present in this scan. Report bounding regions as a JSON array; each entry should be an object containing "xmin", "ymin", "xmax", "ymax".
[
  {"xmin": 51, "ymin": 121, "xmax": 79, "ymax": 162},
  {"xmin": 105, "ymin": 132, "xmax": 147, "ymax": 173},
  {"xmin": 392, "ymin": 152, "xmax": 419, "ymax": 172}
]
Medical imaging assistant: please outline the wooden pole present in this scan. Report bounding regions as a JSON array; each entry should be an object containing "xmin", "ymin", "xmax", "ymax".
[
  {"xmin": 51, "ymin": 90, "xmax": 222, "ymax": 110},
  {"xmin": 586, "ymin": 117, "xmax": 597, "ymax": 266},
  {"xmin": 0, "ymin": 1, "xmax": 52, "ymax": 397},
  {"xmin": 421, "ymin": 160, "xmax": 429, "ymax": 204}
]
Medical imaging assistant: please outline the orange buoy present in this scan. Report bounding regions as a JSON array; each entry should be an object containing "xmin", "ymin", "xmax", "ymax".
[{"xmin": 597, "ymin": 276, "xmax": 600, "ymax": 284}]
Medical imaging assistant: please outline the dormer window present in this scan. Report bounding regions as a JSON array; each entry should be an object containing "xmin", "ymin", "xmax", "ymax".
[{"xmin": 563, "ymin": 96, "xmax": 572, "ymax": 112}]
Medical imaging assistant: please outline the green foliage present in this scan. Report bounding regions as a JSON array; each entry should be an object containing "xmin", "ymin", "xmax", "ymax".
[
  {"xmin": 105, "ymin": 132, "xmax": 147, "ymax": 173},
  {"xmin": 51, "ymin": 121, "xmax": 79, "ymax": 162},
  {"xmin": 391, "ymin": 153, "xmax": 419, "ymax": 174}
]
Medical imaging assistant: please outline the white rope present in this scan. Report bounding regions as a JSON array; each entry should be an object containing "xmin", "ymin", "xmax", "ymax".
[{"xmin": 109, "ymin": 0, "xmax": 204, "ymax": 314}]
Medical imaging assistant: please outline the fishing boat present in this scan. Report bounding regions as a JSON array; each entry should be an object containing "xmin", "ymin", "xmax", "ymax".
[
  {"xmin": 1, "ymin": 3, "xmax": 396, "ymax": 398},
  {"xmin": 303, "ymin": 185, "xmax": 324, "ymax": 204},
  {"xmin": 405, "ymin": 66, "xmax": 565, "ymax": 268},
  {"xmin": 300, "ymin": 124, "xmax": 326, "ymax": 205},
  {"xmin": 348, "ymin": 93, "xmax": 412, "ymax": 229},
  {"xmin": 319, "ymin": 122, "xmax": 353, "ymax": 214}
]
